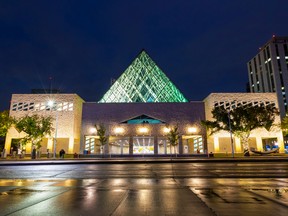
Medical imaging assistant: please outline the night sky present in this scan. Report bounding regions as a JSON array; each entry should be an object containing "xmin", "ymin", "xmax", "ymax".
[{"xmin": 1, "ymin": 0, "xmax": 288, "ymax": 111}]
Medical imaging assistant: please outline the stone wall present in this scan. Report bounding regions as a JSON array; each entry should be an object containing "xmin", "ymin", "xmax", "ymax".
[{"xmin": 5, "ymin": 94, "xmax": 84, "ymax": 154}]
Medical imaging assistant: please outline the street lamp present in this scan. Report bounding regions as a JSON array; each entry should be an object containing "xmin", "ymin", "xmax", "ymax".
[
  {"xmin": 48, "ymin": 100, "xmax": 58, "ymax": 159},
  {"xmin": 139, "ymin": 127, "xmax": 148, "ymax": 134},
  {"xmin": 228, "ymin": 110, "xmax": 235, "ymax": 158},
  {"xmin": 163, "ymin": 127, "xmax": 171, "ymax": 134},
  {"xmin": 90, "ymin": 127, "xmax": 97, "ymax": 134},
  {"xmin": 114, "ymin": 127, "xmax": 124, "ymax": 135},
  {"xmin": 187, "ymin": 127, "xmax": 197, "ymax": 133}
]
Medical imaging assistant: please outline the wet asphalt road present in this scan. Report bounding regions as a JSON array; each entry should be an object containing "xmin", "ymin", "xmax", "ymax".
[{"xmin": 0, "ymin": 162, "xmax": 288, "ymax": 215}]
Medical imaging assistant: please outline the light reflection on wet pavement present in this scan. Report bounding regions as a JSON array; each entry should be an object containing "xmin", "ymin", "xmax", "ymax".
[{"xmin": 0, "ymin": 162, "xmax": 287, "ymax": 215}]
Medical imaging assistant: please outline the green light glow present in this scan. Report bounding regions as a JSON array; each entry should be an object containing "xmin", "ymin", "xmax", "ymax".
[{"xmin": 99, "ymin": 50, "xmax": 188, "ymax": 103}]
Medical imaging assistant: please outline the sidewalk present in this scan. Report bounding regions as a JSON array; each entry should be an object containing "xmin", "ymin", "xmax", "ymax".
[{"xmin": 1, "ymin": 154, "xmax": 288, "ymax": 166}]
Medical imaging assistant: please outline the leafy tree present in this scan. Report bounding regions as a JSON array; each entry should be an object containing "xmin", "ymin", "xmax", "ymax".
[
  {"xmin": 202, "ymin": 104, "xmax": 278, "ymax": 150},
  {"xmin": 167, "ymin": 125, "xmax": 179, "ymax": 157},
  {"xmin": 15, "ymin": 114, "xmax": 53, "ymax": 150},
  {"xmin": 95, "ymin": 124, "xmax": 108, "ymax": 155},
  {"xmin": 281, "ymin": 113, "xmax": 288, "ymax": 136},
  {"xmin": 0, "ymin": 110, "xmax": 14, "ymax": 137}
]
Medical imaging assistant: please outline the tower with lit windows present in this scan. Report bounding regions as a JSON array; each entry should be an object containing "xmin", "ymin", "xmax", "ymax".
[{"xmin": 247, "ymin": 36, "xmax": 288, "ymax": 118}]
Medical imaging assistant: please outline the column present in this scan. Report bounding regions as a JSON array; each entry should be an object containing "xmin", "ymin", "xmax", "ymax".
[
  {"xmin": 235, "ymin": 137, "xmax": 242, "ymax": 153},
  {"xmin": 154, "ymin": 136, "xmax": 158, "ymax": 155},
  {"xmin": 256, "ymin": 136, "xmax": 263, "ymax": 151},
  {"xmin": 277, "ymin": 135, "xmax": 285, "ymax": 153},
  {"xmin": 129, "ymin": 136, "xmax": 133, "ymax": 155},
  {"xmin": 68, "ymin": 137, "xmax": 74, "ymax": 154},
  {"xmin": 4, "ymin": 135, "xmax": 12, "ymax": 155},
  {"xmin": 213, "ymin": 137, "xmax": 219, "ymax": 153},
  {"xmin": 178, "ymin": 135, "xmax": 183, "ymax": 154},
  {"xmin": 105, "ymin": 136, "xmax": 110, "ymax": 154},
  {"xmin": 47, "ymin": 138, "xmax": 53, "ymax": 152}
]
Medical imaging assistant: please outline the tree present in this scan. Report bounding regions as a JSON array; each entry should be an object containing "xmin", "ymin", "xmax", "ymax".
[
  {"xmin": 0, "ymin": 110, "xmax": 14, "ymax": 137},
  {"xmin": 95, "ymin": 124, "xmax": 108, "ymax": 155},
  {"xmin": 202, "ymin": 104, "xmax": 278, "ymax": 150},
  {"xmin": 0, "ymin": 110, "xmax": 14, "ymax": 152},
  {"xmin": 167, "ymin": 125, "xmax": 179, "ymax": 157},
  {"xmin": 281, "ymin": 113, "xmax": 288, "ymax": 136},
  {"xmin": 15, "ymin": 114, "xmax": 54, "ymax": 150}
]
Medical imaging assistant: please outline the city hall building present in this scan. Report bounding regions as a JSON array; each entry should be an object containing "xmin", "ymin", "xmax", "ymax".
[{"xmin": 4, "ymin": 51, "xmax": 286, "ymax": 155}]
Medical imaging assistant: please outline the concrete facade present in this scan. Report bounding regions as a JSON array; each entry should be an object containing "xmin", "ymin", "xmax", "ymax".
[
  {"xmin": 4, "ymin": 92, "xmax": 285, "ymax": 155},
  {"xmin": 247, "ymin": 36, "xmax": 288, "ymax": 118},
  {"xmin": 81, "ymin": 102, "xmax": 207, "ymax": 155},
  {"xmin": 204, "ymin": 93, "xmax": 285, "ymax": 153},
  {"xmin": 5, "ymin": 94, "xmax": 84, "ymax": 154}
]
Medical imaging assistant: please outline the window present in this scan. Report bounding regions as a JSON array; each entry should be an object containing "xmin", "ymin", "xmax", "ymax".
[{"xmin": 11, "ymin": 101, "xmax": 74, "ymax": 112}]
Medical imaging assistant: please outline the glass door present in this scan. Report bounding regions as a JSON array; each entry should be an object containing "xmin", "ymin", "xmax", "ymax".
[{"xmin": 133, "ymin": 136, "xmax": 154, "ymax": 154}]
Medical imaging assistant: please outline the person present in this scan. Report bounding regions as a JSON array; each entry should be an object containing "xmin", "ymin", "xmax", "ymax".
[
  {"xmin": 59, "ymin": 149, "xmax": 65, "ymax": 159},
  {"xmin": 13, "ymin": 146, "xmax": 18, "ymax": 158},
  {"xmin": 18, "ymin": 148, "xmax": 22, "ymax": 158},
  {"xmin": 1, "ymin": 149, "xmax": 6, "ymax": 159},
  {"xmin": 47, "ymin": 149, "xmax": 50, "ymax": 158},
  {"xmin": 32, "ymin": 146, "xmax": 36, "ymax": 159},
  {"xmin": 74, "ymin": 152, "xmax": 78, "ymax": 158}
]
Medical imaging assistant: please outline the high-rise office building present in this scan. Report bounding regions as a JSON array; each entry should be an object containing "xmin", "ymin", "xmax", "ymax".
[{"xmin": 247, "ymin": 36, "xmax": 288, "ymax": 117}]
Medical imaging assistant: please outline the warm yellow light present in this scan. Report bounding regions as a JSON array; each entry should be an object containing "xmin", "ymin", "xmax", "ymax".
[
  {"xmin": 90, "ymin": 127, "xmax": 97, "ymax": 133},
  {"xmin": 163, "ymin": 127, "xmax": 171, "ymax": 133},
  {"xmin": 47, "ymin": 100, "xmax": 54, "ymax": 107},
  {"xmin": 188, "ymin": 127, "xmax": 197, "ymax": 133},
  {"xmin": 139, "ymin": 127, "xmax": 148, "ymax": 133},
  {"xmin": 114, "ymin": 127, "xmax": 124, "ymax": 134}
]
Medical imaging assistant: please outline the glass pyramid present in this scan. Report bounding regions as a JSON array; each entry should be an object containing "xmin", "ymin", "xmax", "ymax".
[{"xmin": 99, "ymin": 50, "xmax": 188, "ymax": 103}]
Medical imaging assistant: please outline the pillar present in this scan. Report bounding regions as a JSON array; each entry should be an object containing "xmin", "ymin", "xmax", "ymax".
[
  {"xmin": 68, "ymin": 137, "xmax": 74, "ymax": 154},
  {"xmin": 154, "ymin": 136, "xmax": 158, "ymax": 155},
  {"xmin": 277, "ymin": 135, "xmax": 285, "ymax": 153},
  {"xmin": 47, "ymin": 138, "xmax": 53, "ymax": 152},
  {"xmin": 4, "ymin": 135, "xmax": 12, "ymax": 154},
  {"xmin": 178, "ymin": 135, "xmax": 183, "ymax": 154},
  {"xmin": 256, "ymin": 136, "xmax": 263, "ymax": 151},
  {"xmin": 235, "ymin": 137, "xmax": 242, "ymax": 153},
  {"xmin": 129, "ymin": 136, "xmax": 133, "ymax": 155},
  {"xmin": 213, "ymin": 137, "xmax": 219, "ymax": 153}
]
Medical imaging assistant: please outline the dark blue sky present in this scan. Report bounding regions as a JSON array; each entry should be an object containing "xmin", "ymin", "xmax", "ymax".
[{"xmin": 1, "ymin": 0, "xmax": 288, "ymax": 111}]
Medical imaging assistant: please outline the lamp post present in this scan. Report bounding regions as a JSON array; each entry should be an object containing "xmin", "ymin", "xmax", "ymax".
[
  {"xmin": 48, "ymin": 100, "xmax": 58, "ymax": 159},
  {"xmin": 228, "ymin": 110, "xmax": 234, "ymax": 158}
]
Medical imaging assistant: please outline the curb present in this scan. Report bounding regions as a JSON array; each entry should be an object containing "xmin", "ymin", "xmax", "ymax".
[{"xmin": 1, "ymin": 157, "xmax": 288, "ymax": 166}]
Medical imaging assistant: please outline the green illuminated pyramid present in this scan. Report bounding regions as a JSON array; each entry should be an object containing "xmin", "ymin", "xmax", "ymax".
[{"xmin": 99, "ymin": 50, "xmax": 188, "ymax": 103}]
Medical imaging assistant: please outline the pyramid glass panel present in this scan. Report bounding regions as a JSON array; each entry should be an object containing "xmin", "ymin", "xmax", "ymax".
[{"xmin": 99, "ymin": 50, "xmax": 188, "ymax": 103}]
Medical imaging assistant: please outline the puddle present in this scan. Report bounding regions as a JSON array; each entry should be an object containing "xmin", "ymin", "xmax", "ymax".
[
  {"xmin": 250, "ymin": 188, "xmax": 288, "ymax": 197},
  {"xmin": 0, "ymin": 188, "xmax": 45, "ymax": 196}
]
